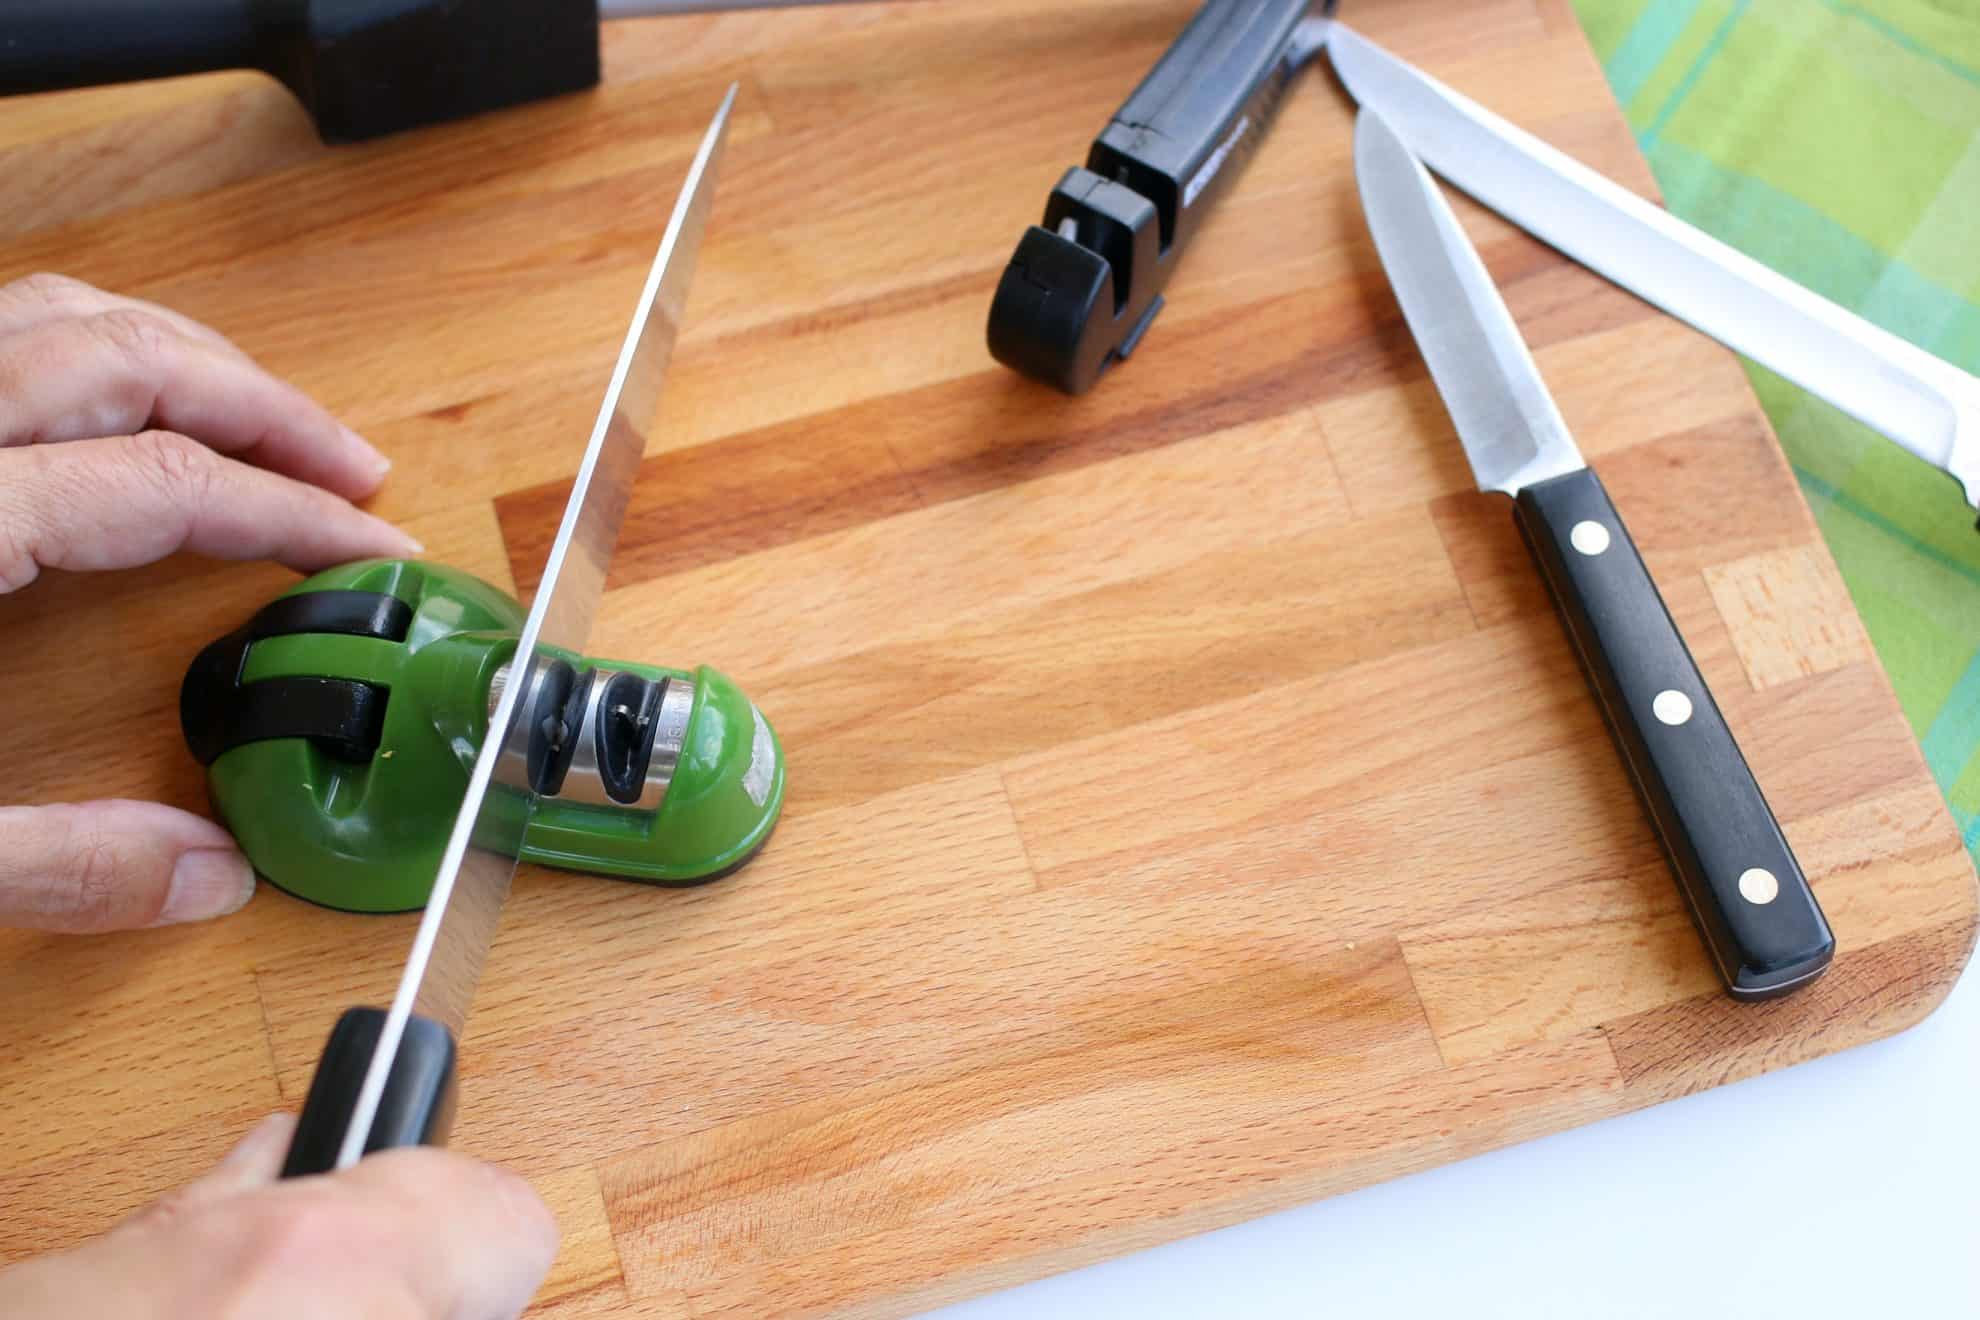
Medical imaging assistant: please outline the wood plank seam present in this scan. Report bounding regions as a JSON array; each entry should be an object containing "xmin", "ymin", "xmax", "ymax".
[
  {"xmin": 1392, "ymin": 939, "xmax": 1459, "ymax": 1072},
  {"xmin": 1305, "ymin": 406, "xmax": 1357, "ymax": 531},
  {"xmin": 993, "ymin": 769, "xmax": 1047, "ymax": 895},
  {"xmin": 249, "ymin": 967, "xmax": 292, "ymax": 1105}
]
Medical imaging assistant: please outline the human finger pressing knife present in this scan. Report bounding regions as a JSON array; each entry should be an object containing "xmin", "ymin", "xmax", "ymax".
[
  {"xmin": 0, "ymin": 272, "xmax": 419, "ymax": 930},
  {"xmin": 1353, "ymin": 112, "xmax": 1834, "ymax": 1000}
]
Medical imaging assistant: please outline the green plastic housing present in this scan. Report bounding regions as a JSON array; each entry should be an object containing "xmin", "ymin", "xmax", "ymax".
[{"xmin": 201, "ymin": 560, "xmax": 785, "ymax": 913}]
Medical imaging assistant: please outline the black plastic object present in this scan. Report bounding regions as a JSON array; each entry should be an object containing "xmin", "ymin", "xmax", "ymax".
[
  {"xmin": 522, "ymin": 659, "xmax": 585, "ymax": 797},
  {"xmin": 281, "ymin": 1007, "xmax": 458, "ymax": 1177},
  {"xmin": 596, "ymin": 672, "xmax": 666, "ymax": 805},
  {"xmin": 987, "ymin": 0, "xmax": 1326, "ymax": 394},
  {"xmin": 1515, "ymin": 468, "xmax": 1835, "ymax": 1001},
  {"xmin": 181, "ymin": 590, "xmax": 411, "ymax": 766},
  {"xmin": 186, "ymin": 675, "xmax": 388, "ymax": 767},
  {"xmin": 0, "ymin": 0, "xmax": 600, "ymax": 143}
]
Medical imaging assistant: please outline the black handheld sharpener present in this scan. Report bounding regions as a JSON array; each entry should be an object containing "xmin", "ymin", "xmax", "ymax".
[{"xmin": 985, "ymin": 0, "xmax": 1334, "ymax": 394}]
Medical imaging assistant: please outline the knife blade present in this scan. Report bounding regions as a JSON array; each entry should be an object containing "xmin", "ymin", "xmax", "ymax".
[
  {"xmin": 1326, "ymin": 21, "xmax": 1980, "ymax": 514},
  {"xmin": 279, "ymin": 83, "xmax": 737, "ymax": 1176},
  {"xmin": 1354, "ymin": 108, "xmax": 1834, "ymax": 1001}
]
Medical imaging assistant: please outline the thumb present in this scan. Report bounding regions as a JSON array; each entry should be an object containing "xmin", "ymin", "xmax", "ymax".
[
  {"xmin": 0, "ymin": 799, "xmax": 256, "ymax": 933},
  {"xmin": 328, "ymin": 1147, "xmax": 561, "ymax": 1319}
]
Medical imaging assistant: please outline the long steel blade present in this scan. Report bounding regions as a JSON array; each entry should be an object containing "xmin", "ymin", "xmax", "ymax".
[
  {"xmin": 1327, "ymin": 21, "xmax": 1980, "ymax": 509},
  {"xmin": 1354, "ymin": 108, "xmax": 1581, "ymax": 496},
  {"xmin": 333, "ymin": 83, "xmax": 737, "ymax": 1169}
]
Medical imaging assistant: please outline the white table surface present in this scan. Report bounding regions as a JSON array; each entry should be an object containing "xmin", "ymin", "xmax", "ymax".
[{"xmin": 929, "ymin": 939, "xmax": 1980, "ymax": 1317}]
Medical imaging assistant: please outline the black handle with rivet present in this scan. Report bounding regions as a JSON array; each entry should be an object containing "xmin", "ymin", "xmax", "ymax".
[{"xmin": 1514, "ymin": 467, "xmax": 1834, "ymax": 1000}]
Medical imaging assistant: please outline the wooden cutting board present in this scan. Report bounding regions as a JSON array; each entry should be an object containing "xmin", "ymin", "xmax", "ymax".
[{"xmin": 2, "ymin": 1, "xmax": 1974, "ymax": 1314}]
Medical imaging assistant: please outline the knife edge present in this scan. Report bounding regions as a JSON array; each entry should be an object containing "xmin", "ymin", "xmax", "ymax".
[{"xmin": 1326, "ymin": 20, "xmax": 1980, "ymax": 512}]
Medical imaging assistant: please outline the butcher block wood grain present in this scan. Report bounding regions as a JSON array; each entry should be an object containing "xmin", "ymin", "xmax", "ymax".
[{"xmin": 1, "ymin": 0, "xmax": 1973, "ymax": 1315}]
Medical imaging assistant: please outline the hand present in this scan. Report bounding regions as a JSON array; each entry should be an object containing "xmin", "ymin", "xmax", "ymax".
[
  {"xmin": 0, "ymin": 273, "xmax": 423, "ymax": 933},
  {"xmin": 0, "ymin": 1113, "xmax": 559, "ymax": 1319}
]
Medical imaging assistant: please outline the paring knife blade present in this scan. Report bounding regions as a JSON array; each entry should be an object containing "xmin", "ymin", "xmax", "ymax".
[
  {"xmin": 1326, "ymin": 21, "xmax": 1980, "ymax": 514},
  {"xmin": 1354, "ymin": 107, "xmax": 1834, "ymax": 1001},
  {"xmin": 279, "ymin": 83, "xmax": 738, "ymax": 1177}
]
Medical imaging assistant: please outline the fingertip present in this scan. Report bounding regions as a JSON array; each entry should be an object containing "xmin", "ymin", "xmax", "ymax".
[
  {"xmin": 503, "ymin": 1169, "xmax": 561, "ymax": 1257},
  {"xmin": 313, "ymin": 426, "xmax": 392, "ymax": 500},
  {"xmin": 469, "ymin": 1159, "xmax": 560, "ymax": 1259},
  {"xmin": 271, "ymin": 501, "xmax": 422, "ymax": 573},
  {"xmin": 154, "ymin": 847, "xmax": 256, "ymax": 925},
  {"xmin": 367, "ymin": 514, "xmax": 424, "ymax": 560},
  {"xmin": 217, "ymin": 1112, "xmax": 298, "ymax": 1182},
  {"xmin": 353, "ymin": 429, "xmax": 392, "ymax": 483}
]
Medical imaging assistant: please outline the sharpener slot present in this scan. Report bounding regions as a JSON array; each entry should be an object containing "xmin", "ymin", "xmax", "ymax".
[
  {"xmin": 522, "ymin": 659, "xmax": 583, "ymax": 796},
  {"xmin": 596, "ymin": 672, "xmax": 665, "ymax": 804},
  {"xmin": 489, "ymin": 663, "xmax": 694, "ymax": 814}
]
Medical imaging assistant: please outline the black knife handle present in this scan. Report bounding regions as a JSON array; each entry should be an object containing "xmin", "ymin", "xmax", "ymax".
[
  {"xmin": 0, "ymin": 0, "xmax": 602, "ymax": 144},
  {"xmin": 986, "ymin": 0, "xmax": 1323, "ymax": 394},
  {"xmin": 1514, "ymin": 468, "xmax": 1834, "ymax": 1001},
  {"xmin": 280, "ymin": 1007, "xmax": 458, "ymax": 1178},
  {"xmin": 0, "ymin": 1, "xmax": 263, "ymax": 95}
]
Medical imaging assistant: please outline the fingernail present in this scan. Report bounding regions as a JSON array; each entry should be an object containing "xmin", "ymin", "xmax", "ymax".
[
  {"xmin": 348, "ymin": 427, "xmax": 391, "ymax": 477},
  {"xmin": 361, "ymin": 509, "xmax": 425, "ymax": 558},
  {"xmin": 160, "ymin": 849, "xmax": 256, "ymax": 925},
  {"xmin": 221, "ymin": 1112, "xmax": 297, "ymax": 1173}
]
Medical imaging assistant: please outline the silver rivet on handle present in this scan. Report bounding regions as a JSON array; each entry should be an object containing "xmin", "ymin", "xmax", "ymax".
[
  {"xmin": 1738, "ymin": 868, "xmax": 1780, "ymax": 905},
  {"xmin": 1652, "ymin": 689, "xmax": 1693, "ymax": 725},
  {"xmin": 1570, "ymin": 520, "xmax": 1611, "ymax": 556}
]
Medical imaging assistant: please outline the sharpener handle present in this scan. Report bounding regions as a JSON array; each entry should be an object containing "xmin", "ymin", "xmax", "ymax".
[
  {"xmin": 1090, "ymin": 0, "xmax": 1317, "ymax": 258},
  {"xmin": 281, "ymin": 1008, "xmax": 459, "ymax": 1178},
  {"xmin": 987, "ymin": 0, "xmax": 1321, "ymax": 394},
  {"xmin": 1515, "ymin": 468, "xmax": 1834, "ymax": 1001}
]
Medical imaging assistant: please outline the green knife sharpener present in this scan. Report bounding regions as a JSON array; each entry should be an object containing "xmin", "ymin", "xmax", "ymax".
[{"xmin": 179, "ymin": 558, "xmax": 785, "ymax": 913}]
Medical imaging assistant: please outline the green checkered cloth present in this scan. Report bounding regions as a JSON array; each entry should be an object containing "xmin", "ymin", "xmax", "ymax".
[{"xmin": 1572, "ymin": 0, "xmax": 1980, "ymax": 860}]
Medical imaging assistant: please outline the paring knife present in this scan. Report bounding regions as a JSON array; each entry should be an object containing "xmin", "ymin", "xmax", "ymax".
[
  {"xmin": 1353, "ymin": 109, "xmax": 1834, "ymax": 1001},
  {"xmin": 280, "ymin": 84, "xmax": 737, "ymax": 1175},
  {"xmin": 1326, "ymin": 21, "xmax": 1980, "ymax": 514}
]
